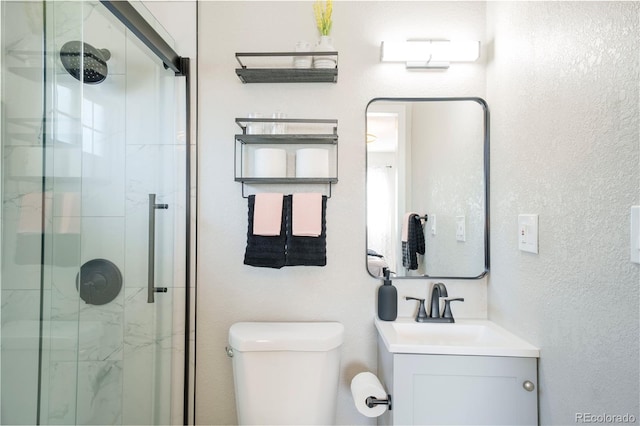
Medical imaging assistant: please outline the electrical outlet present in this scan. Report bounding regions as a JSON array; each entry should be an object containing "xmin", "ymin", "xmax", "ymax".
[
  {"xmin": 456, "ymin": 216, "xmax": 465, "ymax": 242},
  {"xmin": 518, "ymin": 214, "xmax": 538, "ymax": 254}
]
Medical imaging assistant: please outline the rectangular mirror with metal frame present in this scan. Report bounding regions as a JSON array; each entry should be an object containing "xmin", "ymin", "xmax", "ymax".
[{"xmin": 366, "ymin": 97, "xmax": 489, "ymax": 279}]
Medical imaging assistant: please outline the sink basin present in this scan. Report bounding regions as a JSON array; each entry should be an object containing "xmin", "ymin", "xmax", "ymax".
[{"xmin": 375, "ymin": 318, "xmax": 539, "ymax": 357}]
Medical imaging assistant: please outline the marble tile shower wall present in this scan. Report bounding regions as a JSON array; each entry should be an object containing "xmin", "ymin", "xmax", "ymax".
[
  {"xmin": 1, "ymin": 4, "xmax": 187, "ymax": 424},
  {"xmin": 1, "ymin": 4, "xmax": 49, "ymax": 423}
]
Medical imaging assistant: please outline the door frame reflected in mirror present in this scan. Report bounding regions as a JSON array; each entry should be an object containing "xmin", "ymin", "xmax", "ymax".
[{"xmin": 365, "ymin": 97, "xmax": 490, "ymax": 280}]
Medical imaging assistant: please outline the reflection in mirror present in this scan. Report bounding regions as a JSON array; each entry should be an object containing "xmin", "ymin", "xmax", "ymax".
[{"xmin": 366, "ymin": 98, "xmax": 489, "ymax": 279}]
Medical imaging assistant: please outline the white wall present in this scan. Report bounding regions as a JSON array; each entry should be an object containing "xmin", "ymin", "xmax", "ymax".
[
  {"xmin": 486, "ymin": 2, "xmax": 640, "ymax": 424},
  {"xmin": 143, "ymin": 1, "xmax": 197, "ymax": 59},
  {"xmin": 197, "ymin": 2, "xmax": 487, "ymax": 424}
]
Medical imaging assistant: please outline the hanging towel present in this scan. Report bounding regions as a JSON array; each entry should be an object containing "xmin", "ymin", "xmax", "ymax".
[
  {"xmin": 253, "ymin": 193, "xmax": 284, "ymax": 236},
  {"xmin": 56, "ymin": 192, "xmax": 81, "ymax": 234},
  {"xmin": 16, "ymin": 192, "xmax": 44, "ymax": 266},
  {"xmin": 18, "ymin": 192, "xmax": 44, "ymax": 234},
  {"xmin": 401, "ymin": 212, "xmax": 413, "ymax": 242},
  {"xmin": 285, "ymin": 195, "xmax": 327, "ymax": 266},
  {"xmin": 292, "ymin": 193, "xmax": 322, "ymax": 236},
  {"xmin": 16, "ymin": 193, "xmax": 41, "ymax": 264},
  {"xmin": 244, "ymin": 195, "xmax": 286, "ymax": 268},
  {"xmin": 402, "ymin": 213, "xmax": 425, "ymax": 270}
]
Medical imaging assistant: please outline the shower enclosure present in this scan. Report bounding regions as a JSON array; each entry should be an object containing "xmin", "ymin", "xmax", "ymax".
[{"xmin": 1, "ymin": 1, "xmax": 194, "ymax": 424}]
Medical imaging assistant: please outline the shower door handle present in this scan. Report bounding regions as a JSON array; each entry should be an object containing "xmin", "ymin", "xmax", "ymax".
[{"xmin": 148, "ymin": 193, "xmax": 169, "ymax": 303}]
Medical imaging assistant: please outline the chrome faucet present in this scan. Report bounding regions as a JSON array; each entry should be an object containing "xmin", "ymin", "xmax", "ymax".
[{"xmin": 406, "ymin": 283, "xmax": 465, "ymax": 323}]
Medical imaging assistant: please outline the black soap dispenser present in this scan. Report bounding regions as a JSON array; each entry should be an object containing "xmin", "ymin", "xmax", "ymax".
[{"xmin": 377, "ymin": 268, "xmax": 397, "ymax": 321}]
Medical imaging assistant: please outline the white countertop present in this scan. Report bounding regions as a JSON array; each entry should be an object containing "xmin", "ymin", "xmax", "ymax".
[{"xmin": 375, "ymin": 317, "xmax": 540, "ymax": 358}]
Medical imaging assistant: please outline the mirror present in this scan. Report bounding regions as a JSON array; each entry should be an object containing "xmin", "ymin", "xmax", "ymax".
[{"xmin": 366, "ymin": 97, "xmax": 489, "ymax": 279}]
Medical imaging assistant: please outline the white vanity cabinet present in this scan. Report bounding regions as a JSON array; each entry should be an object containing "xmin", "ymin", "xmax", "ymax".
[{"xmin": 377, "ymin": 338, "xmax": 538, "ymax": 425}]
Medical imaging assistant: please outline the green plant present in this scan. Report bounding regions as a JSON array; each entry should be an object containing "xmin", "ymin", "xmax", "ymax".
[{"xmin": 313, "ymin": 0, "xmax": 333, "ymax": 36}]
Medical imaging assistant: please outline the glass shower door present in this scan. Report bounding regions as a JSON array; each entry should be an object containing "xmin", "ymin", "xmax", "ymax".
[
  {"xmin": 1, "ymin": 1, "xmax": 187, "ymax": 424},
  {"xmin": 1, "ymin": 2, "xmax": 52, "ymax": 424}
]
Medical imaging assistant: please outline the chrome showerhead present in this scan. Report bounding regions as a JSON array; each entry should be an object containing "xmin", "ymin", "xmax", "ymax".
[{"xmin": 59, "ymin": 41, "xmax": 110, "ymax": 84}]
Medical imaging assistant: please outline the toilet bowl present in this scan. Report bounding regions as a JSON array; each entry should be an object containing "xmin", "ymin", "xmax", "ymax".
[{"xmin": 228, "ymin": 321, "xmax": 344, "ymax": 425}]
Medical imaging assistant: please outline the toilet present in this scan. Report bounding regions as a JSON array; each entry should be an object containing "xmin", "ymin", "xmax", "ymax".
[{"xmin": 228, "ymin": 321, "xmax": 344, "ymax": 425}]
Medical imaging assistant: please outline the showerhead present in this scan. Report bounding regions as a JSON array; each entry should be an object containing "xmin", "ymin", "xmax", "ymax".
[{"xmin": 59, "ymin": 41, "xmax": 111, "ymax": 84}]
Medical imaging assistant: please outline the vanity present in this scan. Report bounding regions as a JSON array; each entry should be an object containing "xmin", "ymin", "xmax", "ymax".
[
  {"xmin": 366, "ymin": 98, "xmax": 538, "ymax": 425},
  {"xmin": 375, "ymin": 318, "xmax": 539, "ymax": 425}
]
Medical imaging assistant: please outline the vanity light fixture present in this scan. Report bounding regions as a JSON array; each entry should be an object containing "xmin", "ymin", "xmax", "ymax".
[{"xmin": 380, "ymin": 40, "xmax": 480, "ymax": 69}]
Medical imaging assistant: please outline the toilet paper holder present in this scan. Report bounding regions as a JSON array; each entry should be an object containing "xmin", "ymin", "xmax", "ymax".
[{"xmin": 365, "ymin": 394, "xmax": 392, "ymax": 410}]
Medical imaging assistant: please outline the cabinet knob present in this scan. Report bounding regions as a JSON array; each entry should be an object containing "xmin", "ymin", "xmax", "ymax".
[{"xmin": 522, "ymin": 380, "xmax": 535, "ymax": 392}]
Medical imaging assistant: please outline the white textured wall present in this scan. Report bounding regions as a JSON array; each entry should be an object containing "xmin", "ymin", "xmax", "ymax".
[
  {"xmin": 486, "ymin": 2, "xmax": 640, "ymax": 424},
  {"xmin": 197, "ymin": 2, "xmax": 488, "ymax": 424}
]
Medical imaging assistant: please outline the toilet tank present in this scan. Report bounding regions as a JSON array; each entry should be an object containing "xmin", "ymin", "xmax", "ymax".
[{"xmin": 228, "ymin": 322, "xmax": 344, "ymax": 425}]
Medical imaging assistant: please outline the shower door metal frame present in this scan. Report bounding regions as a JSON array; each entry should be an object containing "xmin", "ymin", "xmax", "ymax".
[
  {"xmin": 99, "ymin": 1, "xmax": 188, "ymax": 75},
  {"xmin": 97, "ymin": 1, "xmax": 194, "ymax": 424}
]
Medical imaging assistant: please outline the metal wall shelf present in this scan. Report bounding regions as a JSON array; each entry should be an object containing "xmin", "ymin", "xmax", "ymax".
[
  {"xmin": 235, "ymin": 177, "xmax": 338, "ymax": 184},
  {"xmin": 235, "ymin": 52, "xmax": 338, "ymax": 83},
  {"xmin": 234, "ymin": 118, "xmax": 339, "ymax": 197},
  {"xmin": 236, "ymin": 134, "xmax": 337, "ymax": 144},
  {"xmin": 235, "ymin": 118, "xmax": 338, "ymax": 145}
]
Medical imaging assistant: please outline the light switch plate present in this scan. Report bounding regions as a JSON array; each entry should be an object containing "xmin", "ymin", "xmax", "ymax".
[
  {"xmin": 431, "ymin": 214, "xmax": 437, "ymax": 235},
  {"xmin": 518, "ymin": 214, "xmax": 538, "ymax": 254},
  {"xmin": 631, "ymin": 206, "xmax": 640, "ymax": 264},
  {"xmin": 456, "ymin": 215, "xmax": 466, "ymax": 242}
]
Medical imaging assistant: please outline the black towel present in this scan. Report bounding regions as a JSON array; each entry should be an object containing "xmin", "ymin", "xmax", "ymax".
[
  {"xmin": 285, "ymin": 195, "xmax": 327, "ymax": 266},
  {"xmin": 402, "ymin": 214, "xmax": 425, "ymax": 270},
  {"xmin": 243, "ymin": 195, "xmax": 286, "ymax": 268}
]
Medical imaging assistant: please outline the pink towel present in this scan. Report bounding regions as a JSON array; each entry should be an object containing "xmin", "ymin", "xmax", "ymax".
[
  {"xmin": 18, "ymin": 192, "xmax": 44, "ymax": 233},
  {"xmin": 253, "ymin": 193, "xmax": 284, "ymax": 236},
  {"xmin": 292, "ymin": 193, "xmax": 322, "ymax": 237},
  {"xmin": 57, "ymin": 192, "xmax": 80, "ymax": 234}
]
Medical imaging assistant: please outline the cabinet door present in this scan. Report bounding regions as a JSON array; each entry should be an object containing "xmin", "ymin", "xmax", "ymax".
[{"xmin": 393, "ymin": 354, "xmax": 537, "ymax": 425}]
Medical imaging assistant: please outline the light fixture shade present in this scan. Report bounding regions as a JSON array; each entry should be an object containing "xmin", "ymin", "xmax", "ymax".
[{"xmin": 380, "ymin": 40, "xmax": 480, "ymax": 64}]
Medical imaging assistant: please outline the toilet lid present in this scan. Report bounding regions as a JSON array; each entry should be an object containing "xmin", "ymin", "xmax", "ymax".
[{"xmin": 229, "ymin": 322, "xmax": 344, "ymax": 352}]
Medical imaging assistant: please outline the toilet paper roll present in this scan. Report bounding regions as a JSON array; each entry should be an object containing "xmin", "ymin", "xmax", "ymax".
[
  {"xmin": 350, "ymin": 372, "xmax": 388, "ymax": 418},
  {"xmin": 254, "ymin": 148, "xmax": 287, "ymax": 177},
  {"xmin": 295, "ymin": 148, "xmax": 329, "ymax": 178}
]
